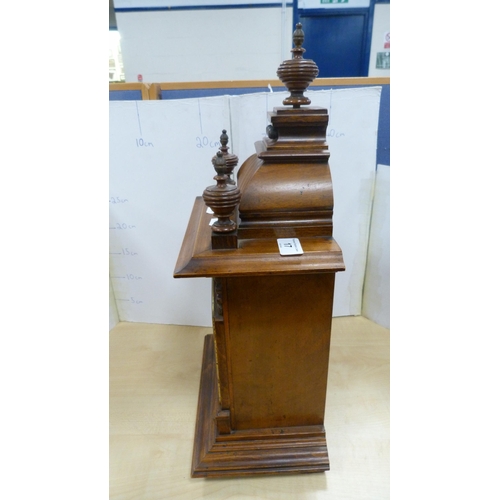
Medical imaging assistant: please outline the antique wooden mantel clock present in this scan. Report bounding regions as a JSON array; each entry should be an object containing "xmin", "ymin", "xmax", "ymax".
[{"xmin": 174, "ymin": 24, "xmax": 345, "ymax": 477}]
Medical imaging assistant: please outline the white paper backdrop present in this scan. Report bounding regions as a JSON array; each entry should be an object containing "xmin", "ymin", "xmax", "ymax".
[{"xmin": 109, "ymin": 87, "xmax": 382, "ymax": 326}]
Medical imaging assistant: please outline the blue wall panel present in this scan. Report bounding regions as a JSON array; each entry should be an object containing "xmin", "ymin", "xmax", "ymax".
[{"xmin": 109, "ymin": 90, "xmax": 143, "ymax": 101}]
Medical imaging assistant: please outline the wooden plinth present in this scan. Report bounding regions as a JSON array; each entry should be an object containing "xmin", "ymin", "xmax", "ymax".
[{"xmin": 192, "ymin": 334, "xmax": 330, "ymax": 478}]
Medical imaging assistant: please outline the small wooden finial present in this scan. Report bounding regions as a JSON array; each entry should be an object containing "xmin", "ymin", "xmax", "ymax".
[
  {"xmin": 292, "ymin": 22, "xmax": 305, "ymax": 56},
  {"xmin": 203, "ymin": 151, "xmax": 241, "ymax": 234},
  {"xmin": 212, "ymin": 150, "xmax": 231, "ymax": 179},
  {"xmin": 214, "ymin": 129, "xmax": 238, "ymax": 185},
  {"xmin": 219, "ymin": 129, "xmax": 229, "ymax": 153}
]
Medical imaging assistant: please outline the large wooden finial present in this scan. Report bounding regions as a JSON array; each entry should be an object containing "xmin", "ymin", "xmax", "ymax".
[
  {"xmin": 276, "ymin": 23, "xmax": 319, "ymax": 108},
  {"xmin": 203, "ymin": 151, "xmax": 241, "ymax": 234}
]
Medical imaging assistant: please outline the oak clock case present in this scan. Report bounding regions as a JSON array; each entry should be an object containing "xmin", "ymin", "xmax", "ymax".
[{"xmin": 174, "ymin": 24, "xmax": 345, "ymax": 478}]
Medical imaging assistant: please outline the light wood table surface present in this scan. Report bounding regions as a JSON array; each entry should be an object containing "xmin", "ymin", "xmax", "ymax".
[{"xmin": 110, "ymin": 316, "xmax": 389, "ymax": 499}]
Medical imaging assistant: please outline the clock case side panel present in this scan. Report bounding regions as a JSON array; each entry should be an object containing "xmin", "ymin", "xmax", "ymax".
[
  {"xmin": 225, "ymin": 273, "xmax": 335, "ymax": 431},
  {"xmin": 191, "ymin": 334, "xmax": 330, "ymax": 478}
]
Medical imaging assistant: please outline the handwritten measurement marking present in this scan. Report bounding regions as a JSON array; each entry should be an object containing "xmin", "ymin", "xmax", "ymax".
[
  {"xmin": 116, "ymin": 297, "xmax": 143, "ymax": 304},
  {"xmin": 110, "ymin": 223, "xmax": 136, "ymax": 230},
  {"xmin": 109, "ymin": 196, "xmax": 129, "ymax": 204},
  {"xmin": 136, "ymin": 138, "xmax": 154, "ymax": 148},
  {"xmin": 135, "ymin": 102, "xmax": 143, "ymax": 136},
  {"xmin": 198, "ymin": 98, "xmax": 203, "ymax": 135},
  {"xmin": 110, "ymin": 274, "xmax": 143, "ymax": 280},
  {"xmin": 126, "ymin": 274, "xmax": 143, "ymax": 280},
  {"xmin": 121, "ymin": 248, "xmax": 138, "ymax": 256},
  {"xmin": 196, "ymin": 136, "xmax": 221, "ymax": 149},
  {"xmin": 109, "ymin": 248, "xmax": 138, "ymax": 256},
  {"xmin": 327, "ymin": 129, "xmax": 345, "ymax": 138}
]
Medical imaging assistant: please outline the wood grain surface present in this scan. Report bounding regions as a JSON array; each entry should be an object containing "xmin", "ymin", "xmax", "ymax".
[
  {"xmin": 110, "ymin": 316, "xmax": 389, "ymax": 499},
  {"xmin": 173, "ymin": 198, "xmax": 345, "ymax": 279}
]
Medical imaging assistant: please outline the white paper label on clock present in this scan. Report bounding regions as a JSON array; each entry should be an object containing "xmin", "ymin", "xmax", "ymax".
[{"xmin": 277, "ymin": 238, "xmax": 303, "ymax": 256}]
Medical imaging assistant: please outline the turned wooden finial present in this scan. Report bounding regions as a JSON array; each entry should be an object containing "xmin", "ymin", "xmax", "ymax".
[
  {"xmin": 276, "ymin": 23, "xmax": 319, "ymax": 108},
  {"xmin": 291, "ymin": 22, "xmax": 305, "ymax": 57},
  {"xmin": 215, "ymin": 129, "xmax": 238, "ymax": 185},
  {"xmin": 203, "ymin": 151, "xmax": 241, "ymax": 233},
  {"xmin": 219, "ymin": 129, "xmax": 230, "ymax": 155}
]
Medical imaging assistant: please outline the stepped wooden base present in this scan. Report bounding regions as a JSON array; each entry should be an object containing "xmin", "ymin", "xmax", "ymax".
[{"xmin": 191, "ymin": 335, "xmax": 330, "ymax": 478}]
